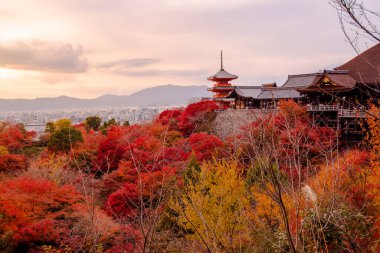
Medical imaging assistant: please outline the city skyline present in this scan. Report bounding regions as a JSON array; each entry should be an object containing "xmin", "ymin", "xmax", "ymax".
[{"xmin": 1, "ymin": 0, "xmax": 379, "ymax": 99}]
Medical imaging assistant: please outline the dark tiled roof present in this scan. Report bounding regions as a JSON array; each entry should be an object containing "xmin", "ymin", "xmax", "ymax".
[
  {"xmin": 235, "ymin": 86, "xmax": 262, "ymax": 89},
  {"xmin": 282, "ymin": 74, "xmax": 319, "ymax": 88},
  {"xmin": 335, "ymin": 43, "xmax": 380, "ymax": 84},
  {"xmin": 258, "ymin": 88, "xmax": 302, "ymax": 99},
  {"xmin": 208, "ymin": 68, "xmax": 238, "ymax": 80},
  {"xmin": 233, "ymin": 86, "xmax": 262, "ymax": 98},
  {"xmin": 323, "ymin": 73, "xmax": 356, "ymax": 88},
  {"xmin": 297, "ymin": 71, "xmax": 357, "ymax": 93}
]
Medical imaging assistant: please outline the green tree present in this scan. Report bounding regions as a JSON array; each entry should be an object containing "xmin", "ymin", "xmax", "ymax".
[
  {"xmin": 106, "ymin": 118, "xmax": 118, "ymax": 127},
  {"xmin": 183, "ymin": 152, "xmax": 201, "ymax": 186},
  {"xmin": 100, "ymin": 118, "xmax": 119, "ymax": 135},
  {"xmin": 47, "ymin": 127, "xmax": 83, "ymax": 153},
  {"xmin": 45, "ymin": 122, "xmax": 55, "ymax": 133},
  {"xmin": 85, "ymin": 116, "xmax": 102, "ymax": 131}
]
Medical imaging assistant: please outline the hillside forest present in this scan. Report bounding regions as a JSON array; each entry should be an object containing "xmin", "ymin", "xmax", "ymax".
[{"xmin": 0, "ymin": 100, "xmax": 379, "ymax": 252}]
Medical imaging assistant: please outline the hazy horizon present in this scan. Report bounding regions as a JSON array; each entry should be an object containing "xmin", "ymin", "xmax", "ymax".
[
  {"xmin": 0, "ymin": 84, "xmax": 208, "ymax": 100},
  {"xmin": 1, "ymin": 0, "xmax": 379, "ymax": 99}
]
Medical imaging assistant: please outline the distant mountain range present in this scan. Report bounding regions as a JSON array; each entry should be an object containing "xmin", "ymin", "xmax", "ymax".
[{"xmin": 0, "ymin": 85, "xmax": 210, "ymax": 112}]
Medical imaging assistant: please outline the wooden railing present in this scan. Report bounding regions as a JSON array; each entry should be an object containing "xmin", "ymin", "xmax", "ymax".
[
  {"xmin": 338, "ymin": 109, "xmax": 367, "ymax": 118},
  {"xmin": 306, "ymin": 104, "xmax": 367, "ymax": 118},
  {"xmin": 307, "ymin": 104, "xmax": 339, "ymax": 111}
]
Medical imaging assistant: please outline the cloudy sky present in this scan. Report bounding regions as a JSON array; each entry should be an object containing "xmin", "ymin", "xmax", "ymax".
[{"xmin": 0, "ymin": 0, "xmax": 379, "ymax": 99}]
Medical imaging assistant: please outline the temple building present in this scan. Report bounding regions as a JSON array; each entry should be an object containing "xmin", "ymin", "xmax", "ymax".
[
  {"xmin": 208, "ymin": 44, "xmax": 380, "ymax": 110},
  {"xmin": 207, "ymin": 43, "xmax": 380, "ymax": 143}
]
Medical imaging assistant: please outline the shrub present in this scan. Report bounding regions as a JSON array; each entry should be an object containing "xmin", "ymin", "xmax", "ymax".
[{"xmin": 0, "ymin": 154, "xmax": 28, "ymax": 172}]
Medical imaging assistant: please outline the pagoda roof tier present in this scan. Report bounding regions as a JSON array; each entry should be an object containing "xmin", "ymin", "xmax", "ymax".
[
  {"xmin": 208, "ymin": 86, "xmax": 234, "ymax": 91},
  {"xmin": 213, "ymin": 98, "xmax": 236, "ymax": 102},
  {"xmin": 208, "ymin": 68, "xmax": 238, "ymax": 81},
  {"xmin": 207, "ymin": 51, "xmax": 238, "ymax": 81}
]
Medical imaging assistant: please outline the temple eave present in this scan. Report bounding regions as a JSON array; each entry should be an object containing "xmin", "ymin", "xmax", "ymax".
[{"xmin": 296, "ymin": 87, "xmax": 354, "ymax": 93}]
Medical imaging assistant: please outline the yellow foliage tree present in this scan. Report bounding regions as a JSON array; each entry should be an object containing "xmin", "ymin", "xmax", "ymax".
[
  {"xmin": 171, "ymin": 160, "xmax": 252, "ymax": 252},
  {"xmin": 26, "ymin": 154, "xmax": 72, "ymax": 185},
  {"xmin": 251, "ymin": 184, "xmax": 292, "ymax": 231},
  {"xmin": 0, "ymin": 145, "xmax": 9, "ymax": 155},
  {"xmin": 366, "ymin": 105, "xmax": 380, "ymax": 244},
  {"xmin": 54, "ymin": 118, "xmax": 72, "ymax": 130},
  {"xmin": 367, "ymin": 104, "xmax": 380, "ymax": 169}
]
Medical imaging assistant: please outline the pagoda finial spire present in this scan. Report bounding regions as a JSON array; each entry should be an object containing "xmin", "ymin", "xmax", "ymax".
[{"xmin": 220, "ymin": 50, "xmax": 224, "ymax": 70}]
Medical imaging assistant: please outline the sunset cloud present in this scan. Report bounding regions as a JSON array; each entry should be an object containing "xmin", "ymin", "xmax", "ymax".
[
  {"xmin": 113, "ymin": 69, "xmax": 208, "ymax": 78},
  {"xmin": 97, "ymin": 58, "xmax": 160, "ymax": 69},
  {"xmin": 0, "ymin": 40, "xmax": 88, "ymax": 73},
  {"xmin": 96, "ymin": 58, "xmax": 206, "ymax": 78}
]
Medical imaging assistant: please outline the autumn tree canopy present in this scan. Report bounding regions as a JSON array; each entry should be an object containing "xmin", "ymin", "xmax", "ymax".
[{"xmin": 0, "ymin": 100, "xmax": 378, "ymax": 252}]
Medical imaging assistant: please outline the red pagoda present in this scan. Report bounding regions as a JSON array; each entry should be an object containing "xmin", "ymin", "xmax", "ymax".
[{"xmin": 207, "ymin": 51, "xmax": 238, "ymax": 103}]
